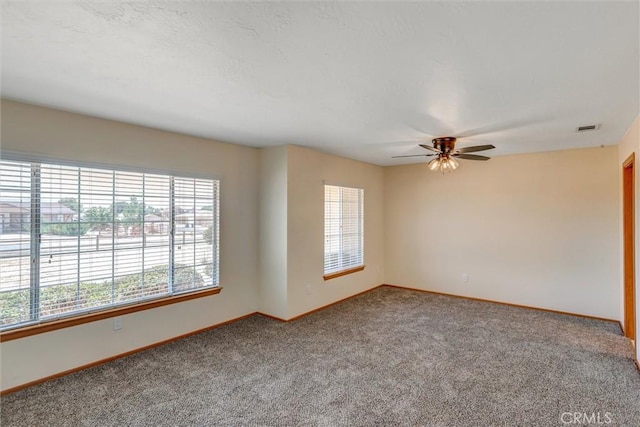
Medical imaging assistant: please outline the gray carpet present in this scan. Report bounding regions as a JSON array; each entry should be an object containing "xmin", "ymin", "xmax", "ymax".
[{"xmin": 2, "ymin": 286, "xmax": 639, "ymax": 426}]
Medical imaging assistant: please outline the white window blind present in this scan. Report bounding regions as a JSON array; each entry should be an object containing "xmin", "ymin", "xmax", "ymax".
[
  {"xmin": 0, "ymin": 161, "xmax": 32, "ymax": 326},
  {"xmin": 0, "ymin": 159, "xmax": 220, "ymax": 329},
  {"xmin": 324, "ymin": 185, "xmax": 364, "ymax": 275}
]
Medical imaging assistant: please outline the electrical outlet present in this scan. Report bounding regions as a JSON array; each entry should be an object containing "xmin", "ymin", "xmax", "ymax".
[
  {"xmin": 462, "ymin": 273, "xmax": 469, "ymax": 283},
  {"xmin": 305, "ymin": 285, "xmax": 312, "ymax": 295},
  {"xmin": 113, "ymin": 317, "xmax": 123, "ymax": 331}
]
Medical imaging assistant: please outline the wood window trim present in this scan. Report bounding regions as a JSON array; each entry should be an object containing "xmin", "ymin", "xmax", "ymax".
[
  {"xmin": 323, "ymin": 265, "xmax": 365, "ymax": 281},
  {"xmin": 0, "ymin": 287, "xmax": 222, "ymax": 342}
]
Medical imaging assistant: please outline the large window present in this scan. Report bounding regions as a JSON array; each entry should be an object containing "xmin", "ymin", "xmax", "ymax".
[
  {"xmin": 0, "ymin": 159, "xmax": 220, "ymax": 330},
  {"xmin": 323, "ymin": 184, "xmax": 364, "ymax": 279}
]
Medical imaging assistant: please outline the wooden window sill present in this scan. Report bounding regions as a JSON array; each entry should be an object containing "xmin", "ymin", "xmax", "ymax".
[
  {"xmin": 323, "ymin": 265, "xmax": 365, "ymax": 281},
  {"xmin": 0, "ymin": 287, "xmax": 222, "ymax": 342}
]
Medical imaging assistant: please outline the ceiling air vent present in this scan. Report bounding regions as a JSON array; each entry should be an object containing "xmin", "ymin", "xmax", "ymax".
[{"xmin": 576, "ymin": 124, "xmax": 601, "ymax": 132}]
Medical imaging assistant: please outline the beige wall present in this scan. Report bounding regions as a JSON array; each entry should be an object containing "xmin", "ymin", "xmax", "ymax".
[
  {"xmin": 286, "ymin": 145, "xmax": 384, "ymax": 318},
  {"xmin": 256, "ymin": 145, "xmax": 385, "ymax": 319},
  {"xmin": 257, "ymin": 146, "xmax": 289, "ymax": 318},
  {"xmin": 0, "ymin": 100, "xmax": 260, "ymax": 391},
  {"xmin": 384, "ymin": 146, "xmax": 621, "ymax": 320},
  {"xmin": 617, "ymin": 115, "xmax": 639, "ymax": 358}
]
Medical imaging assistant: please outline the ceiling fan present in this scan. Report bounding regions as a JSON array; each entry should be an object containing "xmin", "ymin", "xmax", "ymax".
[{"xmin": 392, "ymin": 136, "xmax": 495, "ymax": 172}]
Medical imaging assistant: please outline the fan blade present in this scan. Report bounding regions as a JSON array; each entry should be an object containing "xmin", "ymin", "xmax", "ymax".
[
  {"xmin": 392, "ymin": 154, "xmax": 437, "ymax": 158},
  {"xmin": 452, "ymin": 154, "xmax": 491, "ymax": 161},
  {"xmin": 456, "ymin": 144, "xmax": 495, "ymax": 154},
  {"xmin": 419, "ymin": 143, "xmax": 441, "ymax": 153}
]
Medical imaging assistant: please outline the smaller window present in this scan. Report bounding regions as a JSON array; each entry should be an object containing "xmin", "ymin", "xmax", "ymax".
[{"xmin": 323, "ymin": 184, "xmax": 364, "ymax": 278}]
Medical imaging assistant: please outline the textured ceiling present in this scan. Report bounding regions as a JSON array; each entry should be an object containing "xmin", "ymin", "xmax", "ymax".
[{"xmin": 2, "ymin": 1, "xmax": 638, "ymax": 165}]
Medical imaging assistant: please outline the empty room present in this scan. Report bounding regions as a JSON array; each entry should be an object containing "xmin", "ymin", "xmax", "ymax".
[{"xmin": 1, "ymin": 1, "xmax": 639, "ymax": 426}]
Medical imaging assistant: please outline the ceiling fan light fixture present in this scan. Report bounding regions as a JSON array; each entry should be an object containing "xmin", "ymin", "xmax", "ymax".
[
  {"xmin": 447, "ymin": 157, "xmax": 459, "ymax": 170},
  {"xmin": 442, "ymin": 157, "xmax": 457, "ymax": 172},
  {"xmin": 427, "ymin": 155, "xmax": 458, "ymax": 173},
  {"xmin": 427, "ymin": 158, "xmax": 441, "ymax": 171},
  {"xmin": 441, "ymin": 160, "xmax": 450, "ymax": 172},
  {"xmin": 394, "ymin": 135, "xmax": 495, "ymax": 172}
]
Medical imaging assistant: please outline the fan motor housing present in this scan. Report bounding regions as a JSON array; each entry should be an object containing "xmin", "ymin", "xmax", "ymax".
[{"xmin": 432, "ymin": 137, "xmax": 457, "ymax": 153}]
